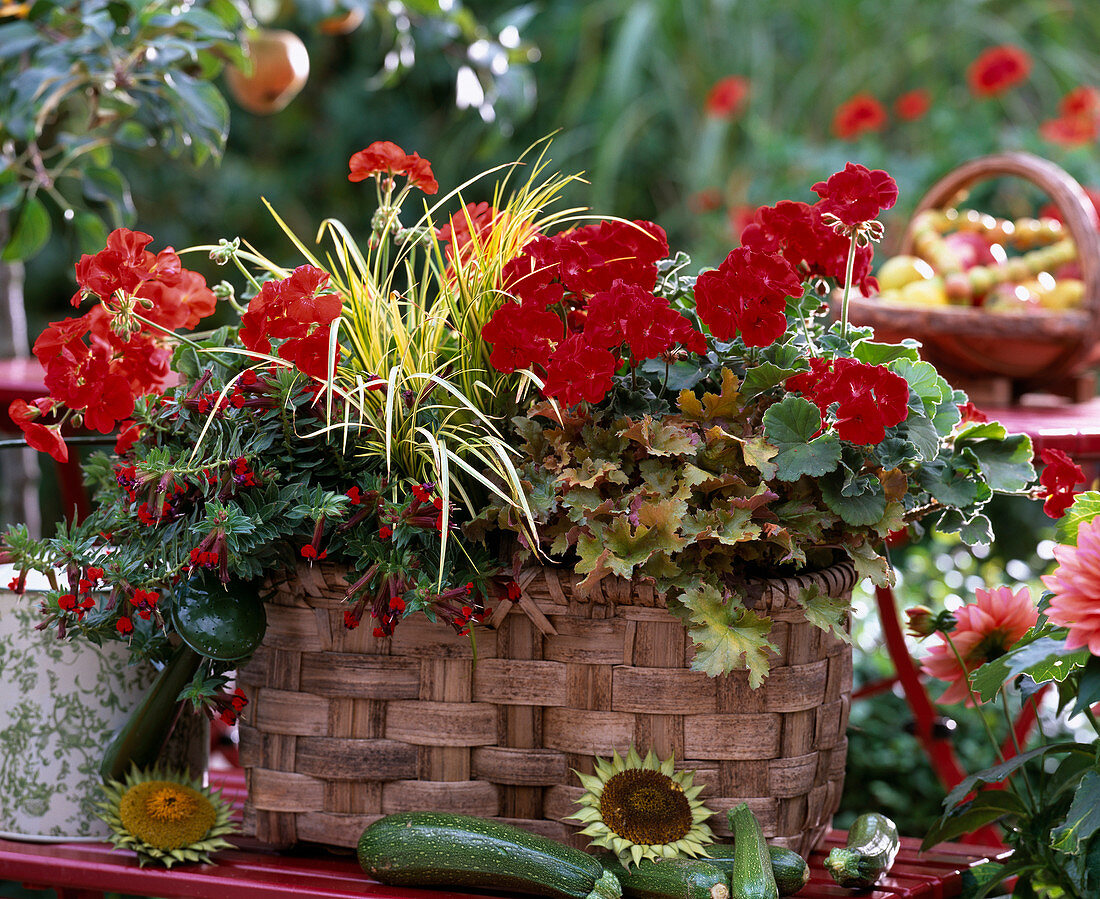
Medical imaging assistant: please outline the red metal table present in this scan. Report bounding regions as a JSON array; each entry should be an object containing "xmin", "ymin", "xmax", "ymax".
[{"xmin": 0, "ymin": 770, "xmax": 1009, "ymax": 899}]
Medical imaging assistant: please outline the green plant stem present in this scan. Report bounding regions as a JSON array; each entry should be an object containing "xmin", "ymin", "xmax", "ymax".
[
  {"xmin": 945, "ymin": 635, "xmax": 1008, "ymax": 765},
  {"xmin": 999, "ymin": 686, "xmax": 1036, "ymax": 806},
  {"xmin": 839, "ymin": 231, "xmax": 858, "ymax": 341},
  {"xmin": 1085, "ymin": 706, "xmax": 1100, "ymax": 737}
]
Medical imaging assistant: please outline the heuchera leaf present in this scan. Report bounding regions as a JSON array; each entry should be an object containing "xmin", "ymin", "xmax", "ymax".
[
  {"xmin": 740, "ymin": 436, "xmax": 779, "ymax": 481},
  {"xmin": 761, "ymin": 395, "xmax": 842, "ymax": 482},
  {"xmin": 971, "ymin": 635, "xmax": 1090, "ymax": 702},
  {"xmin": 618, "ymin": 416, "xmax": 697, "ymax": 457},
  {"xmin": 681, "ymin": 584, "xmax": 776, "ymax": 684},
  {"xmin": 679, "ymin": 368, "xmax": 742, "ymax": 422},
  {"xmin": 795, "ymin": 583, "xmax": 852, "ymax": 643},
  {"xmin": 1051, "ymin": 770, "xmax": 1100, "ymax": 854}
]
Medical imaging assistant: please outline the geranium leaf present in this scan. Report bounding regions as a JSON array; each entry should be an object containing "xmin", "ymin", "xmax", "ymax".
[
  {"xmin": 890, "ymin": 358, "xmax": 951, "ymax": 417},
  {"xmin": 1051, "ymin": 770, "xmax": 1100, "ymax": 854},
  {"xmin": 820, "ymin": 470, "xmax": 887, "ymax": 526},
  {"xmin": 971, "ymin": 635, "xmax": 1089, "ymax": 702},
  {"xmin": 678, "ymin": 368, "xmax": 741, "ymax": 422},
  {"xmin": 896, "ymin": 412, "xmax": 941, "ymax": 461},
  {"xmin": 853, "ymin": 340, "xmax": 921, "ymax": 365},
  {"xmin": 957, "ymin": 513, "xmax": 993, "ymax": 546},
  {"xmin": 917, "ymin": 458, "xmax": 983, "ymax": 509},
  {"xmin": 762, "ymin": 395, "xmax": 842, "ymax": 482},
  {"xmin": 1058, "ymin": 492, "xmax": 1100, "ymax": 545},
  {"xmin": 958, "ymin": 432, "xmax": 1036, "ymax": 494},
  {"xmin": 740, "ymin": 361, "xmax": 802, "ymax": 399},
  {"xmin": 795, "ymin": 583, "xmax": 851, "ymax": 643},
  {"xmin": 681, "ymin": 584, "xmax": 776, "ymax": 684}
]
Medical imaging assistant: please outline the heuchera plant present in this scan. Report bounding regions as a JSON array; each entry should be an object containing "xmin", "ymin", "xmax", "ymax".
[{"xmin": 473, "ymin": 162, "xmax": 1037, "ymax": 685}]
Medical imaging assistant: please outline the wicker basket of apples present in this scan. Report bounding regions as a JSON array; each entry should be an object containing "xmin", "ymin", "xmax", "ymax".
[{"xmin": 844, "ymin": 152, "xmax": 1100, "ymax": 388}]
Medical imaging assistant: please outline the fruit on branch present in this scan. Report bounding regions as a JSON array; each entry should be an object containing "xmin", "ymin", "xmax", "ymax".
[{"xmin": 226, "ymin": 29, "xmax": 310, "ymax": 114}]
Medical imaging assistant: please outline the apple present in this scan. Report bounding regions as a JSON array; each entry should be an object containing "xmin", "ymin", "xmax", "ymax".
[
  {"xmin": 1037, "ymin": 277, "xmax": 1086, "ymax": 311},
  {"xmin": 897, "ymin": 277, "xmax": 949, "ymax": 307},
  {"xmin": 984, "ymin": 283, "xmax": 1040, "ymax": 313},
  {"xmin": 876, "ymin": 255, "xmax": 936, "ymax": 292},
  {"xmin": 319, "ymin": 6, "xmax": 365, "ymax": 34},
  {"xmin": 943, "ymin": 231, "xmax": 1006, "ymax": 269},
  {"xmin": 226, "ymin": 29, "xmax": 310, "ymax": 115}
]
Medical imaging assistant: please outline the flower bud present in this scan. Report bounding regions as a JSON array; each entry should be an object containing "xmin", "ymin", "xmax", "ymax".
[{"xmin": 210, "ymin": 238, "xmax": 240, "ymax": 264}]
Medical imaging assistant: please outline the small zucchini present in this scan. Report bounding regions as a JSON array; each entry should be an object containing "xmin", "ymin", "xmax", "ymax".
[
  {"xmin": 701, "ymin": 844, "xmax": 809, "ymax": 897},
  {"xmin": 358, "ymin": 812, "xmax": 621, "ymax": 899},
  {"xmin": 823, "ymin": 812, "xmax": 900, "ymax": 889},
  {"xmin": 727, "ymin": 805, "xmax": 778, "ymax": 899},
  {"xmin": 599, "ymin": 854, "xmax": 730, "ymax": 899}
]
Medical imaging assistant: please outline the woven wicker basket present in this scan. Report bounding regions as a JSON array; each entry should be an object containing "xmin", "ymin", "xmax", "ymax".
[
  {"xmin": 843, "ymin": 152, "xmax": 1100, "ymax": 387},
  {"xmin": 236, "ymin": 559, "xmax": 855, "ymax": 857}
]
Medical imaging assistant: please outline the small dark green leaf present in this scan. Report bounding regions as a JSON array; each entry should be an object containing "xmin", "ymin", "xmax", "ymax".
[
  {"xmin": 923, "ymin": 788, "xmax": 1027, "ymax": 849},
  {"xmin": 820, "ymin": 470, "xmax": 887, "ymax": 526},
  {"xmin": 106, "ymin": 0, "xmax": 131, "ymax": 27},
  {"xmin": 0, "ymin": 169, "xmax": 23, "ymax": 212},
  {"xmin": 1073, "ymin": 655, "xmax": 1100, "ymax": 717},
  {"xmin": 73, "ymin": 211, "xmax": 109, "ymax": 255},
  {"xmin": 1, "ymin": 196, "xmax": 51, "ymax": 262}
]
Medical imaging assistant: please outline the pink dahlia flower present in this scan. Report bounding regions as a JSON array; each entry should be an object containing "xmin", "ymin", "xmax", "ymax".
[
  {"xmin": 921, "ymin": 586, "xmax": 1038, "ymax": 705},
  {"xmin": 1042, "ymin": 516, "xmax": 1100, "ymax": 655}
]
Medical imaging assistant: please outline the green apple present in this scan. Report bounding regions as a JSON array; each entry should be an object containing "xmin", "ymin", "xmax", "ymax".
[{"xmin": 876, "ymin": 255, "xmax": 937, "ymax": 292}]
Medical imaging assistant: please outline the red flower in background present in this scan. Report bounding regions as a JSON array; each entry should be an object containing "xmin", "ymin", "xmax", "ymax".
[
  {"xmin": 812, "ymin": 163, "xmax": 899, "ymax": 227},
  {"xmin": 894, "ymin": 89, "xmax": 931, "ymax": 121},
  {"xmin": 1037, "ymin": 448, "xmax": 1085, "ymax": 519},
  {"xmin": 480, "ymin": 300, "xmax": 562, "ymax": 373},
  {"xmin": 347, "ymin": 141, "xmax": 439, "ymax": 194},
  {"xmin": 967, "ymin": 45, "xmax": 1031, "ymax": 97},
  {"xmin": 1040, "ymin": 86, "xmax": 1100, "ymax": 147},
  {"xmin": 831, "ymin": 93, "xmax": 887, "ymax": 140},
  {"xmin": 541, "ymin": 335, "xmax": 618, "ymax": 408},
  {"xmin": 1060, "ymin": 86, "xmax": 1100, "ymax": 119},
  {"xmin": 693, "ymin": 247, "xmax": 803, "ymax": 346},
  {"xmin": 705, "ymin": 75, "xmax": 749, "ymax": 118}
]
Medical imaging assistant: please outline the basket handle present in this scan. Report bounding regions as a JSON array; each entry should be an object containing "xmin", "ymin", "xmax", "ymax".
[{"xmin": 900, "ymin": 151, "xmax": 1100, "ymax": 334}]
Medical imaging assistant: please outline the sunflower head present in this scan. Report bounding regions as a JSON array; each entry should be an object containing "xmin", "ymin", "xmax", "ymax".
[
  {"xmin": 568, "ymin": 745, "xmax": 714, "ymax": 868},
  {"xmin": 97, "ymin": 765, "xmax": 236, "ymax": 868}
]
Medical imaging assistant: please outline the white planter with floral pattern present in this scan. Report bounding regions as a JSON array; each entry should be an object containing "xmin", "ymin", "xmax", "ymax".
[{"xmin": 0, "ymin": 564, "xmax": 152, "ymax": 841}]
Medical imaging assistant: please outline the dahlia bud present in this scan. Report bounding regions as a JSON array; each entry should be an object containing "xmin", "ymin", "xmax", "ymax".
[{"xmin": 905, "ymin": 605, "xmax": 957, "ymax": 639}]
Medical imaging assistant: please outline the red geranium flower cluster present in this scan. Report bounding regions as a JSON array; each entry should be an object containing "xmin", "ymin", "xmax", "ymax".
[
  {"xmin": 347, "ymin": 140, "xmax": 438, "ymax": 195},
  {"xmin": 967, "ymin": 45, "xmax": 1031, "ymax": 98},
  {"xmin": 740, "ymin": 199, "xmax": 879, "ymax": 293},
  {"xmin": 812, "ymin": 163, "xmax": 899, "ymax": 228},
  {"xmin": 1037, "ymin": 448, "xmax": 1086, "ymax": 519},
  {"xmin": 239, "ymin": 265, "xmax": 342, "ymax": 380},
  {"xmin": 1040, "ymin": 86, "xmax": 1100, "ymax": 147},
  {"xmin": 693, "ymin": 247, "xmax": 804, "ymax": 346},
  {"xmin": 786, "ymin": 356, "xmax": 910, "ymax": 445},
  {"xmin": 481, "ymin": 219, "xmax": 704, "ymax": 407},
  {"xmin": 9, "ymin": 229, "xmax": 217, "ymax": 462},
  {"xmin": 831, "ymin": 93, "xmax": 887, "ymax": 140}
]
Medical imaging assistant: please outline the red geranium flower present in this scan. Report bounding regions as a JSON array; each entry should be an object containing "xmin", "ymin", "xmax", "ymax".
[
  {"xmin": 812, "ymin": 163, "xmax": 899, "ymax": 227},
  {"xmin": 8, "ymin": 398, "xmax": 68, "ymax": 462},
  {"xmin": 1038, "ymin": 448, "xmax": 1085, "ymax": 519},
  {"xmin": 541, "ymin": 334, "xmax": 618, "ymax": 408},
  {"xmin": 481, "ymin": 300, "xmax": 563, "ymax": 373},
  {"xmin": 705, "ymin": 75, "xmax": 749, "ymax": 118},
  {"xmin": 787, "ymin": 357, "xmax": 910, "ymax": 445},
  {"xmin": 831, "ymin": 93, "xmax": 887, "ymax": 140},
  {"xmin": 72, "ymin": 228, "xmax": 155, "ymax": 305},
  {"xmin": 585, "ymin": 280, "xmax": 705, "ymax": 361},
  {"xmin": 693, "ymin": 247, "xmax": 804, "ymax": 346},
  {"xmin": 968, "ymin": 45, "xmax": 1031, "ymax": 97},
  {"xmin": 347, "ymin": 141, "xmax": 438, "ymax": 194},
  {"xmin": 1060, "ymin": 86, "xmax": 1100, "ymax": 120},
  {"xmin": 894, "ymin": 89, "xmax": 931, "ymax": 121}
]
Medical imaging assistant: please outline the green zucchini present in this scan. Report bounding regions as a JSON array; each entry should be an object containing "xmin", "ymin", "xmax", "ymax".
[
  {"xmin": 358, "ymin": 812, "xmax": 621, "ymax": 899},
  {"xmin": 823, "ymin": 812, "xmax": 900, "ymax": 889},
  {"xmin": 598, "ymin": 854, "xmax": 730, "ymax": 899},
  {"xmin": 701, "ymin": 845, "xmax": 809, "ymax": 897},
  {"xmin": 727, "ymin": 805, "xmax": 778, "ymax": 899}
]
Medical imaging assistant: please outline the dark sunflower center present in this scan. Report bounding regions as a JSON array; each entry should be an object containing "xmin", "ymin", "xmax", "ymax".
[{"xmin": 599, "ymin": 769, "xmax": 693, "ymax": 844}]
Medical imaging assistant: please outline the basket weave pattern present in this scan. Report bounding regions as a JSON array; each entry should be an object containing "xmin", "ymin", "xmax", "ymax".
[{"xmin": 237, "ymin": 561, "xmax": 855, "ymax": 855}]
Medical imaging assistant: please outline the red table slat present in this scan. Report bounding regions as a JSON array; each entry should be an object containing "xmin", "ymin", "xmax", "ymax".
[{"xmin": 0, "ymin": 768, "xmax": 1011, "ymax": 899}]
